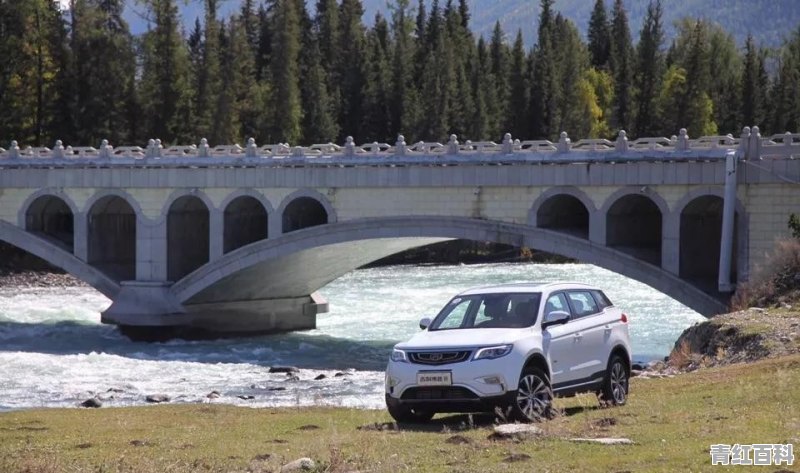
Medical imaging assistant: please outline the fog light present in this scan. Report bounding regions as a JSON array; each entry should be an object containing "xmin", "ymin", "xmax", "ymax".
[
  {"xmin": 387, "ymin": 376, "xmax": 400, "ymax": 388},
  {"xmin": 478, "ymin": 376, "xmax": 502, "ymax": 385}
]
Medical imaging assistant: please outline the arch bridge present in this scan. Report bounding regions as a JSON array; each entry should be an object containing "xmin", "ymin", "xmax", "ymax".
[{"xmin": 0, "ymin": 127, "xmax": 798, "ymax": 336}]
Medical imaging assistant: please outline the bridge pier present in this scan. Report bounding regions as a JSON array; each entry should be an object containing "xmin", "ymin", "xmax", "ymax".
[{"xmin": 100, "ymin": 281, "xmax": 327, "ymax": 339}]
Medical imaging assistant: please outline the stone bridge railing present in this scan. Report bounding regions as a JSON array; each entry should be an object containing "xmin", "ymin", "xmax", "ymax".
[{"xmin": 0, "ymin": 126, "xmax": 797, "ymax": 166}]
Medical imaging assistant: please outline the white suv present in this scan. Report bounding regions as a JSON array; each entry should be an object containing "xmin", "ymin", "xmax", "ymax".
[{"xmin": 385, "ymin": 282, "xmax": 631, "ymax": 423}]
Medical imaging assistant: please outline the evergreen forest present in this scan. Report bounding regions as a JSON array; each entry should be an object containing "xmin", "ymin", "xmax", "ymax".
[{"xmin": 1, "ymin": 0, "xmax": 799, "ymax": 148}]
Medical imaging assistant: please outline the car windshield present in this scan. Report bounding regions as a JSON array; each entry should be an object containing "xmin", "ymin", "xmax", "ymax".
[{"xmin": 429, "ymin": 293, "xmax": 542, "ymax": 331}]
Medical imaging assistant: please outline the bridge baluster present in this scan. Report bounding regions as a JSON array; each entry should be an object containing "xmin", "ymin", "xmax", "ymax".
[
  {"xmin": 676, "ymin": 129, "xmax": 689, "ymax": 151},
  {"xmin": 501, "ymin": 133, "xmax": 513, "ymax": 154},
  {"xmin": 447, "ymin": 134, "xmax": 459, "ymax": 155},
  {"xmin": 246, "ymin": 138, "xmax": 258, "ymax": 158},
  {"xmin": 615, "ymin": 130, "xmax": 628, "ymax": 153},
  {"xmin": 99, "ymin": 140, "xmax": 111, "ymax": 159},
  {"xmin": 395, "ymin": 135, "xmax": 406, "ymax": 156},
  {"xmin": 557, "ymin": 132, "xmax": 571, "ymax": 153},
  {"xmin": 344, "ymin": 136, "xmax": 355, "ymax": 157},
  {"xmin": 8, "ymin": 141, "xmax": 20, "ymax": 160},
  {"xmin": 53, "ymin": 140, "xmax": 65, "ymax": 159},
  {"xmin": 198, "ymin": 138, "xmax": 210, "ymax": 157}
]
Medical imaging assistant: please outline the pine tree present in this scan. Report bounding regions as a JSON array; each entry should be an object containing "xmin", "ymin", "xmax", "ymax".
[
  {"xmin": 529, "ymin": 0, "xmax": 561, "ymax": 139},
  {"xmin": 388, "ymin": 0, "xmax": 420, "ymax": 139},
  {"xmin": 740, "ymin": 35, "xmax": 768, "ymax": 129},
  {"xmin": 195, "ymin": 0, "xmax": 222, "ymax": 142},
  {"xmin": 268, "ymin": 0, "xmax": 302, "ymax": 143},
  {"xmin": 360, "ymin": 13, "xmax": 393, "ymax": 142},
  {"xmin": 337, "ymin": 0, "xmax": 367, "ymax": 141},
  {"xmin": 444, "ymin": 0, "xmax": 474, "ymax": 138},
  {"xmin": 71, "ymin": 0, "xmax": 137, "ymax": 145},
  {"xmin": 418, "ymin": 0, "xmax": 450, "ymax": 140},
  {"xmin": 315, "ymin": 0, "xmax": 341, "ymax": 134},
  {"xmin": 633, "ymin": 0, "xmax": 664, "ymax": 137},
  {"xmin": 707, "ymin": 25, "xmax": 741, "ymax": 135},
  {"xmin": 679, "ymin": 21, "xmax": 717, "ymax": 136},
  {"xmin": 137, "ymin": 0, "xmax": 193, "ymax": 144},
  {"xmin": 609, "ymin": 0, "xmax": 633, "ymax": 133},
  {"xmin": 255, "ymin": 2, "xmax": 272, "ymax": 81},
  {"xmin": 506, "ymin": 30, "xmax": 529, "ymax": 138},
  {"xmin": 0, "ymin": 0, "xmax": 72, "ymax": 145},
  {"xmin": 469, "ymin": 38, "xmax": 490, "ymax": 139},
  {"xmin": 770, "ymin": 28, "xmax": 800, "ymax": 133},
  {"xmin": 487, "ymin": 22, "xmax": 510, "ymax": 139},
  {"xmin": 587, "ymin": 0, "xmax": 610, "ymax": 69},
  {"xmin": 553, "ymin": 15, "xmax": 591, "ymax": 137}
]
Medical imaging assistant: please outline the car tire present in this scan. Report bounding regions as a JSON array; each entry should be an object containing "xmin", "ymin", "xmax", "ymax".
[
  {"xmin": 386, "ymin": 402, "xmax": 434, "ymax": 424},
  {"xmin": 510, "ymin": 366, "xmax": 553, "ymax": 422},
  {"xmin": 599, "ymin": 354, "xmax": 629, "ymax": 406}
]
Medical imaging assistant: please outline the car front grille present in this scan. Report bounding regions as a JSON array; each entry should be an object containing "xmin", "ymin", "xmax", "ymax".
[
  {"xmin": 401, "ymin": 386, "xmax": 479, "ymax": 401},
  {"xmin": 408, "ymin": 350, "xmax": 472, "ymax": 365}
]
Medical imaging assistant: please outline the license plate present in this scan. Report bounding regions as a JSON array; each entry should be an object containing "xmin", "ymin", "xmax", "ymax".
[{"xmin": 416, "ymin": 372, "xmax": 452, "ymax": 386}]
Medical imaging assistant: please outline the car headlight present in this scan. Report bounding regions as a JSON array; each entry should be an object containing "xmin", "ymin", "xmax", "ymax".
[
  {"xmin": 473, "ymin": 344, "xmax": 513, "ymax": 361},
  {"xmin": 391, "ymin": 348, "xmax": 408, "ymax": 362}
]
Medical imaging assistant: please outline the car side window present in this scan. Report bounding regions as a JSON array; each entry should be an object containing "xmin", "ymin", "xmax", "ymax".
[
  {"xmin": 566, "ymin": 291, "xmax": 600, "ymax": 319},
  {"xmin": 591, "ymin": 290, "xmax": 613, "ymax": 310},
  {"xmin": 543, "ymin": 293, "xmax": 570, "ymax": 318}
]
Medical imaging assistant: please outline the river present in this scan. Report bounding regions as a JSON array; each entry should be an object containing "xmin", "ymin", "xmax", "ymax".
[{"xmin": 0, "ymin": 263, "xmax": 704, "ymax": 411}]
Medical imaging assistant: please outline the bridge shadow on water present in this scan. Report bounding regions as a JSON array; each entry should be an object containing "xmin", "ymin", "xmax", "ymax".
[{"xmin": 0, "ymin": 319, "xmax": 394, "ymax": 372}]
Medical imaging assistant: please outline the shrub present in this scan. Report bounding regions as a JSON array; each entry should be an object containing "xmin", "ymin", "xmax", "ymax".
[
  {"xmin": 790, "ymin": 213, "xmax": 800, "ymax": 240},
  {"xmin": 732, "ymin": 238, "xmax": 800, "ymax": 309}
]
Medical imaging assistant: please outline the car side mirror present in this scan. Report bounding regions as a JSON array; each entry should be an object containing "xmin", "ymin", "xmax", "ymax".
[
  {"xmin": 541, "ymin": 310, "xmax": 570, "ymax": 329},
  {"xmin": 419, "ymin": 317, "xmax": 432, "ymax": 330}
]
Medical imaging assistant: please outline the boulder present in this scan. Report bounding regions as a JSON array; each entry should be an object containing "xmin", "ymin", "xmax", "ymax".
[
  {"xmin": 314, "ymin": 374, "xmax": 327, "ymax": 380},
  {"xmin": 237, "ymin": 395, "xmax": 255, "ymax": 400},
  {"xmin": 206, "ymin": 391, "xmax": 221, "ymax": 399},
  {"xmin": 280, "ymin": 457, "xmax": 315, "ymax": 472},
  {"xmin": 80, "ymin": 398, "xmax": 102, "ymax": 408},
  {"xmin": 569, "ymin": 437, "xmax": 634, "ymax": 445},
  {"xmin": 490, "ymin": 424, "xmax": 543, "ymax": 440},
  {"xmin": 269, "ymin": 366, "xmax": 300, "ymax": 374},
  {"xmin": 145, "ymin": 394, "xmax": 170, "ymax": 404}
]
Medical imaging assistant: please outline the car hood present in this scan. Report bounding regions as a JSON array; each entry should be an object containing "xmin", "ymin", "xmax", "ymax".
[{"xmin": 396, "ymin": 328, "xmax": 529, "ymax": 350}]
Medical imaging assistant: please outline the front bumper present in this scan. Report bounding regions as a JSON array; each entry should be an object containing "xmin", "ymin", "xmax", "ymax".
[
  {"xmin": 385, "ymin": 357, "xmax": 521, "ymax": 412},
  {"xmin": 385, "ymin": 391, "xmax": 516, "ymax": 413}
]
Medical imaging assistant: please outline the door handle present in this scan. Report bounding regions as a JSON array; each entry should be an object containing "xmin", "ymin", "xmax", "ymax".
[
  {"xmin": 573, "ymin": 332, "xmax": 583, "ymax": 340},
  {"xmin": 604, "ymin": 325, "xmax": 612, "ymax": 331}
]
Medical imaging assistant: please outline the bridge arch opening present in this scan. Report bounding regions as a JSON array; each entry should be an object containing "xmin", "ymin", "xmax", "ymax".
[
  {"xmin": 282, "ymin": 197, "xmax": 328, "ymax": 233},
  {"xmin": 679, "ymin": 195, "xmax": 738, "ymax": 290},
  {"xmin": 168, "ymin": 195, "xmax": 210, "ymax": 281},
  {"xmin": 224, "ymin": 196, "xmax": 268, "ymax": 253},
  {"xmin": 24, "ymin": 195, "xmax": 74, "ymax": 251},
  {"xmin": 88, "ymin": 196, "xmax": 136, "ymax": 281},
  {"xmin": 606, "ymin": 194, "xmax": 662, "ymax": 265},
  {"xmin": 535, "ymin": 194, "xmax": 589, "ymax": 239}
]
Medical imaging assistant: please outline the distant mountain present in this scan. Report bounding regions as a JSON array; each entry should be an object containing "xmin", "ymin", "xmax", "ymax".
[{"xmin": 124, "ymin": 0, "xmax": 800, "ymax": 48}]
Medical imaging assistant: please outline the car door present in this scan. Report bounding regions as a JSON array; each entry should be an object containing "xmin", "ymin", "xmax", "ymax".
[
  {"xmin": 540, "ymin": 292, "xmax": 582, "ymax": 387},
  {"xmin": 564, "ymin": 290, "xmax": 607, "ymax": 385}
]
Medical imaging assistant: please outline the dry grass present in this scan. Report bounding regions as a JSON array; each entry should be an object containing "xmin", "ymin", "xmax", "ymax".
[
  {"xmin": 732, "ymin": 238, "xmax": 800, "ymax": 310},
  {"xmin": 1, "ymin": 354, "xmax": 798, "ymax": 473}
]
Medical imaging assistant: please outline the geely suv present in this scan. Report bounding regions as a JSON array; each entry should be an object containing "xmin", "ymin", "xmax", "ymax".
[{"xmin": 385, "ymin": 282, "xmax": 631, "ymax": 423}]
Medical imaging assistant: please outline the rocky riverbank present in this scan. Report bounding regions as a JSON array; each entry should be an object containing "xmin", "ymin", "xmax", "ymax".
[{"xmin": 665, "ymin": 303, "xmax": 800, "ymax": 372}]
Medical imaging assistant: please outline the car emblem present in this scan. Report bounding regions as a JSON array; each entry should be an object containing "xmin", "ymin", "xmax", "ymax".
[{"xmin": 429, "ymin": 353, "xmax": 443, "ymax": 361}]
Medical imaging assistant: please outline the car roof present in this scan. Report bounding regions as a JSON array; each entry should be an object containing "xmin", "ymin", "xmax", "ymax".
[{"xmin": 457, "ymin": 282, "xmax": 600, "ymax": 296}]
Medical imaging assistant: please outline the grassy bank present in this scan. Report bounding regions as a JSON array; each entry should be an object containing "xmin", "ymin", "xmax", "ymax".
[{"xmin": 1, "ymin": 354, "xmax": 798, "ymax": 473}]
